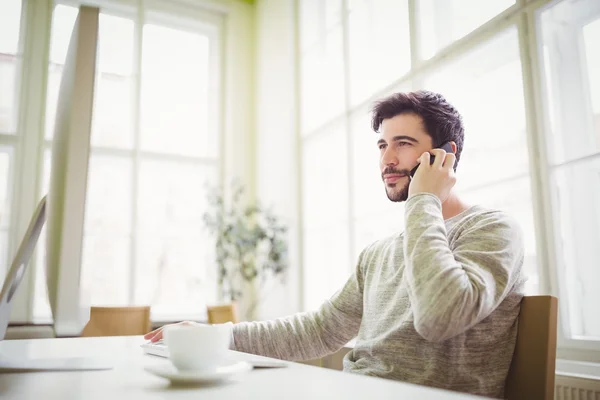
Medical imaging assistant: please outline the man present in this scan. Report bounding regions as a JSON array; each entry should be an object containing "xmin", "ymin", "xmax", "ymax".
[{"xmin": 145, "ymin": 90, "xmax": 526, "ymax": 399}]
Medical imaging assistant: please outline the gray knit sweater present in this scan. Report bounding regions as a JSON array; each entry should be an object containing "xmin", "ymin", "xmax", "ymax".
[{"xmin": 232, "ymin": 193, "xmax": 526, "ymax": 399}]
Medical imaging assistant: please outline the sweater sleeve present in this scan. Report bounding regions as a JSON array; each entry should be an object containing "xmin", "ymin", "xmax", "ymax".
[
  {"xmin": 231, "ymin": 249, "xmax": 366, "ymax": 361},
  {"xmin": 403, "ymin": 193, "xmax": 524, "ymax": 343}
]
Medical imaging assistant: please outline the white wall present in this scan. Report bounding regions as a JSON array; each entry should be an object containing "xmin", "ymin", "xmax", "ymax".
[{"xmin": 253, "ymin": 0, "xmax": 301, "ymax": 319}]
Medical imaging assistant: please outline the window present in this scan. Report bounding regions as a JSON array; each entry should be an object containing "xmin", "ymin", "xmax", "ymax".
[
  {"xmin": 418, "ymin": 0, "xmax": 515, "ymax": 59},
  {"xmin": 539, "ymin": 0, "xmax": 600, "ymax": 340},
  {"xmin": 299, "ymin": 0, "xmax": 600, "ymax": 356},
  {"xmin": 299, "ymin": 0, "xmax": 345, "ymax": 134},
  {"xmin": 31, "ymin": 3, "xmax": 221, "ymax": 321},
  {"xmin": 0, "ymin": 0, "xmax": 22, "ymax": 134},
  {"xmin": 301, "ymin": 123, "xmax": 351, "ymax": 310},
  {"xmin": 299, "ymin": 1, "xmax": 542, "ymax": 312},
  {"xmin": 347, "ymin": 0, "xmax": 411, "ymax": 106},
  {"xmin": 0, "ymin": 0, "xmax": 22, "ymax": 279}
]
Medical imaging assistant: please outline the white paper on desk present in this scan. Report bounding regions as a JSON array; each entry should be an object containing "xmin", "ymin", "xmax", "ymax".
[{"xmin": 0, "ymin": 356, "xmax": 113, "ymax": 372}]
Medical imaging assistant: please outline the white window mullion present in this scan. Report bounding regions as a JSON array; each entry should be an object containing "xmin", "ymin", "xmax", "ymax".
[
  {"xmin": 8, "ymin": 0, "xmax": 53, "ymax": 323},
  {"xmin": 516, "ymin": 11, "xmax": 558, "ymax": 299},
  {"xmin": 408, "ymin": 0, "xmax": 421, "ymax": 70},
  {"xmin": 129, "ymin": 0, "xmax": 144, "ymax": 306},
  {"xmin": 0, "ymin": 134, "xmax": 18, "ymax": 146},
  {"xmin": 340, "ymin": 0, "xmax": 355, "ymax": 275},
  {"xmin": 408, "ymin": 0, "xmax": 424, "ymax": 90}
]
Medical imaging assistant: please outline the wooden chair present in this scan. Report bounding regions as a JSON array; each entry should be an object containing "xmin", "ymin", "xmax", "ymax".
[
  {"xmin": 505, "ymin": 295, "xmax": 558, "ymax": 400},
  {"xmin": 207, "ymin": 304, "xmax": 238, "ymax": 324},
  {"xmin": 81, "ymin": 306, "xmax": 152, "ymax": 337}
]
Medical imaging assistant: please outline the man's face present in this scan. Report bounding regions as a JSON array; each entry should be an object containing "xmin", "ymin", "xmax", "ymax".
[{"xmin": 377, "ymin": 113, "xmax": 433, "ymax": 202}]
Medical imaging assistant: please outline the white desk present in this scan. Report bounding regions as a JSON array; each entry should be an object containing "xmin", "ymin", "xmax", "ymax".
[{"xmin": 0, "ymin": 336, "xmax": 486, "ymax": 399}]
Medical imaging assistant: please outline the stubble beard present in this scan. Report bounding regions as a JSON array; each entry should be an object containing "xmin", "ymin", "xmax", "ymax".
[{"xmin": 385, "ymin": 180, "xmax": 410, "ymax": 202}]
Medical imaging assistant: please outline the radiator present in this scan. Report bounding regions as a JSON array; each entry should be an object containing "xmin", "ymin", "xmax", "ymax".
[{"xmin": 555, "ymin": 374, "xmax": 600, "ymax": 400}]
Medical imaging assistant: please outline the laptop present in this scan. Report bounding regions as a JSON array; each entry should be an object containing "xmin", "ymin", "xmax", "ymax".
[{"xmin": 141, "ymin": 340, "xmax": 289, "ymax": 368}]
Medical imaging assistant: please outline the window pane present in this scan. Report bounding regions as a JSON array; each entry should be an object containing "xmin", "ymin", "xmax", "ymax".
[
  {"xmin": 140, "ymin": 25, "xmax": 213, "ymax": 157},
  {"xmin": 424, "ymin": 27, "xmax": 528, "ymax": 192},
  {"xmin": 135, "ymin": 160, "xmax": 217, "ymax": 314},
  {"xmin": 347, "ymin": 0, "xmax": 410, "ymax": 106},
  {"xmin": 82, "ymin": 155, "xmax": 133, "ymax": 305},
  {"xmin": 0, "ymin": 0, "xmax": 22, "ymax": 134},
  {"xmin": 0, "ymin": 0, "xmax": 22, "ymax": 55},
  {"xmin": 136, "ymin": 160, "xmax": 217, "ymax": 233},
  {"xmin": 84, "ymin": 155, "xmax": 132, "ymax": 233},
  {"xmin": 91, "ymin": 14, "xmax": 134, "ymax": 149},
  {"xmin": 303, "ymin": 224, "xmax": 351, "ymax": 311},
  {"xmin": 135, "ymin": 230, "xmax": 217, "ymax": 318},
  {"xmin": 81, "ymin": 233, "xmax": 131, "ymax": 305},
  {"xmin": 350, "ymin": 108, "xmax": 402, "ymax": 221},
  {"xmin": 300, "ymin": 0, "xmax": 342, "ymax": 53},
  {"xmin": 540, "ymin": 2, "xmax": 600, "ymax": 164},
  {"xmin": 91, "ymin": 74, "xmax": 134, "ymax": 149},
  {"xmin": 585, "ymin": 20, "xmax": 600, "ymax": 125},
  {"xmin": 553, "ymin": 158, "xmax": 600, "ymax": 338},
  {"xmin": 0, "ymin": 58, "xmax": 18, "ymax": 133},
  {"xmin": 419, "ymin": 0, "xmax": 515, "ymax": 59},
  {"xmin": 300, "ymin": 24, "xmax": 345, "ymax": 134},
  {"xmin": 302, "ymin": 125, "xmax": 349, "ymax": 230},
  {"xmin": 97, "ymin": 14, "xmax": 133, "ymax": 76},
  {"xmin": 49, "ymin": 5, "xmax": 78, "ymax": 65}
]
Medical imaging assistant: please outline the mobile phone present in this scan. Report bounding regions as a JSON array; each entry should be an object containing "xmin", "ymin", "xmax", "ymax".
[{"xmin": 409, "ymin": 142, "xmax": 455, "ymax": 177}]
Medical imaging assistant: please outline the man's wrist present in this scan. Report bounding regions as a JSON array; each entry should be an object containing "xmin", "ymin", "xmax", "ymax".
[{"xmin": 406, "ymin": 192, "xmax": 442, "ymax": 205}]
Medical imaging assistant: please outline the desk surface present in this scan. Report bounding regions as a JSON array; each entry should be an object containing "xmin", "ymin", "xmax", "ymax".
[{"xmin": 0, "ymin": 336, "xmax": 485, "ymax": 400}]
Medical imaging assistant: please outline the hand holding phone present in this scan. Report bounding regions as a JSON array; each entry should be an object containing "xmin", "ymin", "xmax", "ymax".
[
  {"xmin": 407, "ymin": 141, "xmax": 457, "ymax": 202},
  {"xmin": 409, "ymin": 141, "xmax": 455, "ymax": 178}
]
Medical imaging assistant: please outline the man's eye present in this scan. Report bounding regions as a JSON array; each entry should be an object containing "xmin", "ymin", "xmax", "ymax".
[
  {"xmin": 378, "ymin": 144, "xmax": 386, "ymax": 150},
  {"xmin": 398, "ymin": 142, "xmax": 411, "ymax": 147}
]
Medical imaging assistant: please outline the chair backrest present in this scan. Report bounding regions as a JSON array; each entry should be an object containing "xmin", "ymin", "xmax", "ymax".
[
  {"xmin": 505, "ymin": 295, "xmax": 558, "ymax": 400},
  {"xmin": 207, "ymin": 304, "xmax": 238, "ymax": 324},
  {"xmin": 81, "ymin": 306, "xmax": 151, "ymax": 337}
]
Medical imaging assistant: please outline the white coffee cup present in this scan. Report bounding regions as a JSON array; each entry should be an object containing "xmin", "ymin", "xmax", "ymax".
[{"xmin": 164, "ymin": 322, "xmax": 233, "ymax": 372}]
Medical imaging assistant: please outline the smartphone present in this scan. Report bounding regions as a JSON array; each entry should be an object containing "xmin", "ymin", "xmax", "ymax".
[{"xmin": 409, "ymin": 141, "xmax": 454, "ymax": 177}]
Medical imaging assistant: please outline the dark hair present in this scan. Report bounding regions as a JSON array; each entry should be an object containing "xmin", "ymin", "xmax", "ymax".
[{"xmin": 371, "ymin": 90, "xmax": 464, "ymax": 167}]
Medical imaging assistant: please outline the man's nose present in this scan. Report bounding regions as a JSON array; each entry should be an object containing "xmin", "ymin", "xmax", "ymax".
[{"xmin": 381, "ymin": 147, "xmax": 398, "ymax": 167}]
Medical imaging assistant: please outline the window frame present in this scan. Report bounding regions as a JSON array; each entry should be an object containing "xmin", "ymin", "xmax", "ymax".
[
  {"xmin": 6, "ymin": 0, "xmax": 225, "ymax": 324},
  {"xmin": 529, "ymin": 0, "xmax": 600, "ymax": 358}
]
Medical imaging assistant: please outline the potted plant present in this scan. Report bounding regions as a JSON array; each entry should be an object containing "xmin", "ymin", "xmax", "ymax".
[{"xmin": 202, "ymin": 180, "xmax": 289, "ymax": 321}]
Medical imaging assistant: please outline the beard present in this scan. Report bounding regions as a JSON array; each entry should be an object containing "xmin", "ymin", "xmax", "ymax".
[{"xmin": 382, "ymin": 167, "xmax": 411, "ymax": 202}]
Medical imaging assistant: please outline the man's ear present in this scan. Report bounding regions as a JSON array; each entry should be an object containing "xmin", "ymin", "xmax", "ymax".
[{"xmin": 450, "ymin": 141, "xmax": 457, "ymax": 154}]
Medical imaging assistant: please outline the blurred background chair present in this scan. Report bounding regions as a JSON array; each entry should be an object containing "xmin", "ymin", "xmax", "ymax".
[
  {"xmin": 81, "ymin": 306, "xmax": 151, "ymax": 337},
  {"xmin": 207, "ymin": 304, "xmax": 238, "ymax": 324}
]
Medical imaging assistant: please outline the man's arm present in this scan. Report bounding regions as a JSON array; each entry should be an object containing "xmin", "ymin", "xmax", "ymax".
[
  {"xmin": 231, "ymin": 250, "xmax": 366, "ymax": 361},
  {"xmin": 403, "ymin": 193, "xmax": 524, "ymax": 343}
]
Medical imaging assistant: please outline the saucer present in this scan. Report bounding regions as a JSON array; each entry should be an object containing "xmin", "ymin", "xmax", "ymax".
[{"xmin": 144, "ymin": 361, "xmax": 252, "ymax": 385}]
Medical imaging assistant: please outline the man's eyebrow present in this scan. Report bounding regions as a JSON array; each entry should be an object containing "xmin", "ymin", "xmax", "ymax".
[{"xmin": 376, "ymin": 136, "xmax": 419, "ymax": 146}]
